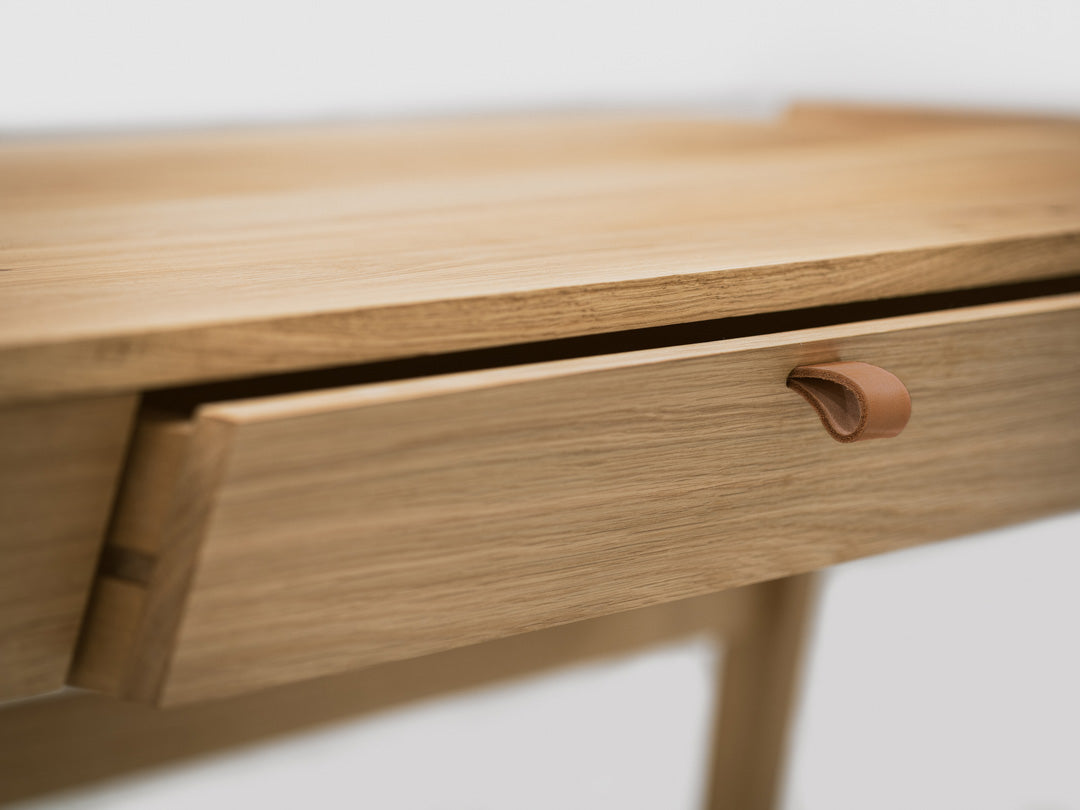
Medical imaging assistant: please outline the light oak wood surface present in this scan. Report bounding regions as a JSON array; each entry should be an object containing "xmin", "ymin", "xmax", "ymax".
[
  {"xmin": 2, "ymin": 106, "xmax": 1079, "ymax": 403},
  {"xmin": 708, "ymin": 574, "xmax": 817, "ymax": 809},
  {"xmin": 4, "ymin": 104, "xmax": 1078, "ymax": 808},
  {"xmin": 0, "ymin": 396, "xmax": 136, "ymax": 701},
  {"xmin": 71, "ymin": 293, "xmax": 1080, "ymax": 704}
]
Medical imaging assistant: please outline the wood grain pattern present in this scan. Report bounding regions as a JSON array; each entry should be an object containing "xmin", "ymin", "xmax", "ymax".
[
  {"xmin": 707, "ymin": 574, "xmax": 817, "ymax": 810},
  {"xmin": 4, "ymin": 585, "xmax": 772, "ymax": 804},
  {"xmin": 72, "ymin": 293, "xmax": 1080, "ymax": 704},
  {"xmin": 2, "ymin": 106, "xmax": 1079, "ymax": 403},
  {"xmin": 0, "ymin": 396, "xmax": 136, "ymax": 701}
]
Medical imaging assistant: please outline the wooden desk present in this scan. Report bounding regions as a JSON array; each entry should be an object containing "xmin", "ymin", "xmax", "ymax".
[{"xmin": 2, "ymin": 103, "xmax": 1079, "ymax": 807}]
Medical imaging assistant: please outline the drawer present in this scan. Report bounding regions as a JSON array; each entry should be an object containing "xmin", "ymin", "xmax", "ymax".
[{"xmin": 72, "ymin": 293, "xmax": 1080, "ymax": 705}]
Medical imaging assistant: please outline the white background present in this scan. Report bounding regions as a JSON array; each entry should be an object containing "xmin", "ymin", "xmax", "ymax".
[
  {"xmin": 4, "ymin": 1, "xmax": 1079, "ymax": 807},
  {"xmin": 2, "ymin": 0, "xmax": 1079, "ymax": 132}
]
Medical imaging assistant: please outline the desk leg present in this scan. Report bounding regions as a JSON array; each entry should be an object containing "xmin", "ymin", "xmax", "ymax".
[{"xmin": 705, "ymin": 573, "xmax": 818, "ymax": 810}]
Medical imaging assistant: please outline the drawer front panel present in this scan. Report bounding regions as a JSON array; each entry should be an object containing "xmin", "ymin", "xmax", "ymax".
[{"xmin": 75, "ymin": 294, "xmax": 1080, "ymax": 704}]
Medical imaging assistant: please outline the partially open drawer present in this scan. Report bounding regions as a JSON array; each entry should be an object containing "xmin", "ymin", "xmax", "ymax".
[{"xmin": 73, "ymin": 293, "xmax": 1080, "ymax": 705}]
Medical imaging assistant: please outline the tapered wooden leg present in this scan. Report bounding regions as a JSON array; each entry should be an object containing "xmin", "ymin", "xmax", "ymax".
[{"xmin": 705, "ymin": 573, "xmax": 818, "ymax": 810}]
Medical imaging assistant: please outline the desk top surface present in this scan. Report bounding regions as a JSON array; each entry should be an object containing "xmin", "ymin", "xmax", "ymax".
[{"xmin": 2, "ymin": 104, "xmax": 1079, "ymax": 403}]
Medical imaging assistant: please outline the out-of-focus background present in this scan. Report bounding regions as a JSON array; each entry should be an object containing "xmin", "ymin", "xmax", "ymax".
[
  {"xmin": 3, "ymin": 0, "xmax": 1079, "ymax": 132},
  {"xmin": 4, "ymin": 1, "xmax": 1079, "ymax": 807}
]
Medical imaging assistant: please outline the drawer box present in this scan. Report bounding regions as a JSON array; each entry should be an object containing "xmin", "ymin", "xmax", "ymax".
[{"xmin": 72, "ymin": 293, "xmax": 1080, "ymax": 705}]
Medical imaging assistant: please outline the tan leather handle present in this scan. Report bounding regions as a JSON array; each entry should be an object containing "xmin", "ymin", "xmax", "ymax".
[{"xmin": 787, "ymin": 361, "xmax": 911, "ymax": 443}]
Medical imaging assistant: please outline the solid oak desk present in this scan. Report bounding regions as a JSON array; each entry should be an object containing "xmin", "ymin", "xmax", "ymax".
[{"xmin": 1, "ymin": 104, "xmax": 1079, "ymax": 808}]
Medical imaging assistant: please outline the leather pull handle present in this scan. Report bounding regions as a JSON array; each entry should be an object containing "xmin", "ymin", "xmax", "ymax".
[{"xmin": 787, "ymin": 361, "xmax": 911, "ymax": 443}]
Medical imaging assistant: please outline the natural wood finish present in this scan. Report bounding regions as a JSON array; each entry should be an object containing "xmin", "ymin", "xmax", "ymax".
[
  {"xmin": 72, "ymin": 415, "xmax": 192, "ymax": 694},
  {"xmin": 72, "ymin": 293, "xmax": 1080, "ymax": 704},
  {"xmin": 72, "ymin": 580, "xmax": 146, "ymax": 698},
  {"xmin": 2, "ymin": 106, "xmax": 1080, "ymax": 404},
  {"xmin": 708, "ymin": 574, "xmax": 817, "ymax": 810},
  {"xmin": 0, "ymin": 395, "xmax": 136, "ymax": 701},
  {"xmin": 5, "ymin": 585, "xmax": 772, "ymax": 804}
]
